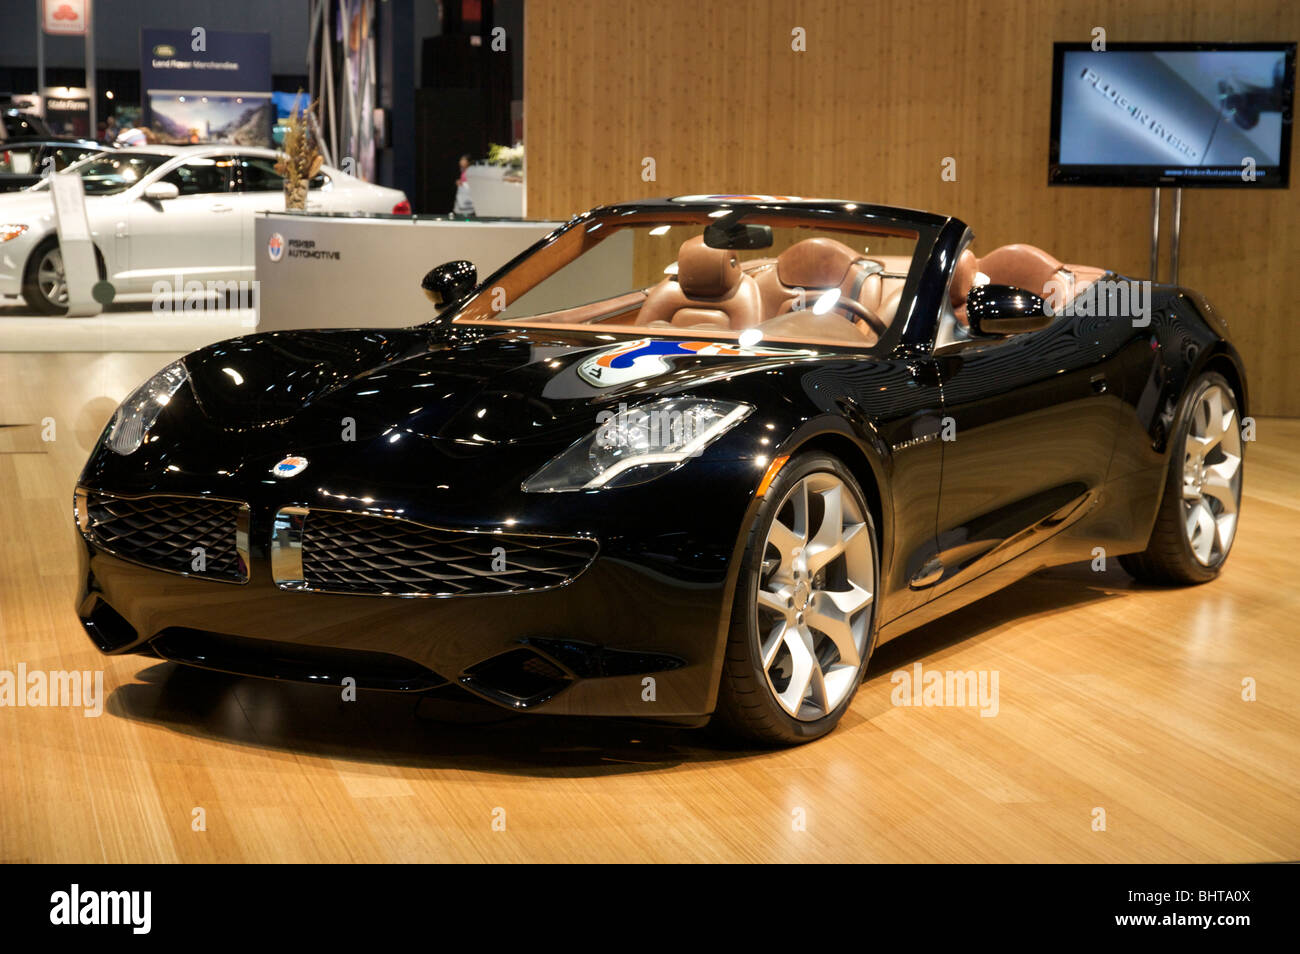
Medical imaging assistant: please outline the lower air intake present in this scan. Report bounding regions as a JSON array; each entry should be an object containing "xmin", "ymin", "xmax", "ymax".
[{"xmin": 460, "ymin": 649, "xmax": 574, "ymax": 708}]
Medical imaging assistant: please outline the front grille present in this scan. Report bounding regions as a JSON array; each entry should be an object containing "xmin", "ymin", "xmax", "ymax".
[
  {"xmin": 298, "ymin": 509, "xmax": 597, "ymax": 597},
  {"xmin": 79, "ymin": 490, "xmax": 248, "ymax": 583}
]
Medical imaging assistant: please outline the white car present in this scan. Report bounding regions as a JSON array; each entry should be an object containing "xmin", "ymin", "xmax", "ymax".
[{"xmin": 0, "ymin": 144, "xmax": 409, "ymax": 313}]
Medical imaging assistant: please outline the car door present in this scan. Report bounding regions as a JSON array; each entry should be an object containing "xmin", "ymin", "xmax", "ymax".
[
  {"xmin": 928, "ymin": 297, "xmax": 1124, "ymax": 599},
  {"xmin": 123, "ymin": 154, "xmax": 241, "ymax": 292},
  {"xmin": 227, "ymin": 154, "xmax": 288, "ymax": 271}
]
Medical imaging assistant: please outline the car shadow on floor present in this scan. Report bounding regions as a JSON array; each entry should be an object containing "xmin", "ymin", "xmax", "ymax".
[{"xmin": 104, "ymin": 561, "xmax": 1145, "ymax": 777}]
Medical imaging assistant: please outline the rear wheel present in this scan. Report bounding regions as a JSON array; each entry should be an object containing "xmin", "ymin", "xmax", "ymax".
[
  {"xmin": 714, "ymin": 453, "xmax": 879, "ymax": 745},
  {"xmin": 1121, "ymin": 372, "xmax": 1243, "ymax": 584}
]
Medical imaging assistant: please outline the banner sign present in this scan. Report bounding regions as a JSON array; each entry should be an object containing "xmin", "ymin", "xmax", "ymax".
[
  {"xmin": 43, "ymin": 0, "xmax": 87, "ymax": 36},
  {"xmin": 140, "ymin": 29, "xmax": 272, "ymax": 146}
]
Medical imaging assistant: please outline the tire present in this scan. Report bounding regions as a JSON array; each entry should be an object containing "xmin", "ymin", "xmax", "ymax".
[
  {"xmin": 21, "ymin": 237, "xmax": 68, "ymax": 315},
  {"xmin": 714, "ymin": 452, "xmax": 880, "ymax": 745},
  {"xmin": 1120, "ymin": 371, "xmax": 1244, "ymax": 585},
  {"xmin": 20, "ymin": 238, "xmax": 106, "ymax": 315}
]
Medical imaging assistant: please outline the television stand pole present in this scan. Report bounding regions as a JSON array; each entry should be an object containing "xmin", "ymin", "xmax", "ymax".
[
  {"xmin": 1170, "ymin": 188, "xmax": 1183, "ymax": 285},
  {"xmin": 1149, "ymin": 187, "xmax": 1161, "ymax": 282}
]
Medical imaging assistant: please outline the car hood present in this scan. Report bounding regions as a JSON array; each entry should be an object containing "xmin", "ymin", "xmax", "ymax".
[{"xmin": 182, "ymin": 326, "xmax": 820, "ymax": 446}]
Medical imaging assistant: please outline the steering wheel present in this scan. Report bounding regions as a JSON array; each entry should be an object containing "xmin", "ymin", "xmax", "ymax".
[{"xmin": 825, "ymin": 294, "xmax": 888, "ymax": 337}]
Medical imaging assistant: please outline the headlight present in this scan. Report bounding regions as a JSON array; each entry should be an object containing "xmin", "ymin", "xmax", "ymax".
[
  {"xmin": 105, "ymin": 360, "xmax": 189, "ymax": 455},
  {"xmin": 0, "ymin": 224, "xmax": 29, "ymax": 243},
  {"xmin": 522, "ymin": 398, "xmax": 751, "ymax": 492}
]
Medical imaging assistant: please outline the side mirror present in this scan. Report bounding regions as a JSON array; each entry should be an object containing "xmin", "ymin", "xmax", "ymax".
[
  {"xmin": 421, "ymin": 260, "xmax": 476, "ymax": 308},
  {"xmin": 966, "ymin": 283, "xmax": 1051, "ymax": 336},
  {"xmin": 143, "ymin": 181, "xmax": 179, "ymax": 201}
]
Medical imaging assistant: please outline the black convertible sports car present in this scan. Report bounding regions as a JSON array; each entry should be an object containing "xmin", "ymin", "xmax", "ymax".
[{"xmin": 74, "ymin": 196, "xmax": 1247, "ymax": 744}]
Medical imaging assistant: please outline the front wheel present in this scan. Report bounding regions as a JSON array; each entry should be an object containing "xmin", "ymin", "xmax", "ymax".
[
  {"xmin": 714, "ymin": 453, "xmax": 880, "ymax": 745},
  {"xmin": 21, "ymin": 238, "xmax": 69, "ymax": 315},
  {"xmin": 1121, "ymin": 371, "xmax": 1244, "ymax": 584}
]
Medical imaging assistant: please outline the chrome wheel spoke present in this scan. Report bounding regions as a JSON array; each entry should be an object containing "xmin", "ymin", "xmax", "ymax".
[
  {"xmin": 756, "ymin": 584, "xmax": 791, "ymax": 615},
  {"xmin": 1185, "ymin": 499, "xmax": 1216, "ymax": 563},
  {"xmin": 1203, "ymin": 387, "xmax": 1226, "ymax": 444},
  {"xmin": 1202, "ymin": 468, "xmax": 1238, "ymax": 514},
  {"xmin": 774, "ymin": 625, "xmax": 817, "ymax": 715},
  {"xmin": 805, "ymin": 484, "xmax": 844, "ymax": 573},
  {"xmin": 1185, "ymin": 432, "xmax": 1211, "ymax": 463},
  {"xmin": 760, "ymin": 619, "xmax": 788, "ymax": 670},
  {"xmin": 805, "ymin": 590, "xmax": 864, "ymax": 670},
  {"xmin": 766, "ymin": 519, "xmax": 803, "ymax": 581}
]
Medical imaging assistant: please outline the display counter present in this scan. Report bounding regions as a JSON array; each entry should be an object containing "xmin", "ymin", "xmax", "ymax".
[{"xmin": 254, "ymin": 212, "xmax": 561, "ymax": 332}]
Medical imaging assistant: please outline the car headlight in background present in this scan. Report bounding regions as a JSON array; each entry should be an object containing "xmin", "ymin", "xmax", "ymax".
[
  {"xmin": 522, "ymin": 398, "xmax": 752, "ymax": 492},
  {"xmin": 105, "ymin": 360, "xmax": 189, "ymax": 456},
  {"xmin": 0, "ymin": 224, "xmax": 29, "ymax": 243}
]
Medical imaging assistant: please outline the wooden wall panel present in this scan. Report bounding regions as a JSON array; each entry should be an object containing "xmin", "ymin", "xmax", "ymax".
[{"xmin": 524, "ymin": 0, "xmax": 1299, "ymax": 415}]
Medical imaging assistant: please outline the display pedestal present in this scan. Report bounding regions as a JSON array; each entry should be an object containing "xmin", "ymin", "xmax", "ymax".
[{"xmin": 466, "ymin": 164, "xmax": 525, "ymax": 217}]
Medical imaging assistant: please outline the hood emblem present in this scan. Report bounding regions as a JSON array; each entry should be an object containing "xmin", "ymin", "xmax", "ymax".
[{"xmin": 271, "ymin": 455, "xmax": 309, "ymax": 478}]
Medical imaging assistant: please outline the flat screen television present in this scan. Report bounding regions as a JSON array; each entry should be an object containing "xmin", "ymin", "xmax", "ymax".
[{"xmin": 1049, "ymin": 42, "xmax": 1296, "ymax": 188}]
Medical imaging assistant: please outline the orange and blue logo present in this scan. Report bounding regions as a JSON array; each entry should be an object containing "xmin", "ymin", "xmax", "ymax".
[
  {"xmin": 267, "ymin": 232, "xmax": 285, "ymax": 263},
  {"xmin": 271, "ymin": 455, "xmax": 308, "ymax": 478},
  {"xmin": 577, "ymin": 338, "xmax": 802, "ymax": 387}
]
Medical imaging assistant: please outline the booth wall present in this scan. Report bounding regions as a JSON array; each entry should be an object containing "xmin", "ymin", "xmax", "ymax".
[{"xmin": 524, "ymin": 0, "xmax": 1299, "ymax": 416}]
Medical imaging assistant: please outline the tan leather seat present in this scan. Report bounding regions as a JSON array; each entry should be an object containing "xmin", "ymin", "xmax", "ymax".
[
  {"xmin": 636, "ymin": 236, "xmax": 763, "ymax": 330},
  {"xmin": 978, "ymin": 243, "xmax": 1105, "ymax": 309},
  {"xmin": 753, "ymin": 237, "xmax": 883, "ymax": 318}
]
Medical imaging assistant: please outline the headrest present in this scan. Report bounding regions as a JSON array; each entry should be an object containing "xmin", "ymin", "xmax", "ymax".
[
  {"xmin": 950, "ymin": 248, "xmax": 978, "ymax": 307},
  {"xmin": 776, "ymin": 237, "xmax": 859, "ymax": 289},
  {"xmin": 677, "ymin": 236, "xmax": 741, "ymax": 298},
  {"xmin": 977, "ymin": 244, "xmax": 1063, "ymax": 298}
]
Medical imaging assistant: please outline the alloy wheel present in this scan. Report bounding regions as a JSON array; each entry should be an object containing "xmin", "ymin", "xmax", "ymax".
[
  {"xmin": 1181, "ymin": 383, "xmax": 1243, "ymax": 566},
  {"xmin": 37, "ymin": 247, "xmax": 68, "ymax": 306},
  {"xmin": 755, "ymin": 472, "xmax": 874, "ymax": 720}
]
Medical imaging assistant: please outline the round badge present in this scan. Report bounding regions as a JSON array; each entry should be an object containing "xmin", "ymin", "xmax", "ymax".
[{"xmin": 271, "ymin": 455, "xmax": 308, "ymax": 478}]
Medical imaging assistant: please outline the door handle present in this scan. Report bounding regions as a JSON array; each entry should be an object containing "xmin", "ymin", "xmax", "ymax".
[{"xmin": 1090, "ymin": 373, "xmax": 1108, "ymax": 394}]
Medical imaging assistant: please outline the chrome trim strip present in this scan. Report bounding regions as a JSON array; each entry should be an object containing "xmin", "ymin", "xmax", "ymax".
[
  {"xmin": 271, "ymin": 506, "xmax": 309, "ymax": 590},
  {"xmin": 74, "ymin": 487, "xmax": 91, "ymax": 533},
  {"xmin": 236, "ymin": 503, "xmax": 251, "ymax": 583},
  {"xmin": 272, "ymin": 505, "xmax": 599, "ymax": 599},
  {"xmin": 75, "ymin": 486, "xmax": 251, "ymax": 585}
]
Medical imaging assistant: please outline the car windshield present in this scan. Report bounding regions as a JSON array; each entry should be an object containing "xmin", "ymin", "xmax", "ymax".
[
  {"xmin": 29, "ymin": 153, "xmax": 166, "ymax": 195},
  {"xmin": 449, "ymin": 208, "xmax": 922, "ymax": 350}
]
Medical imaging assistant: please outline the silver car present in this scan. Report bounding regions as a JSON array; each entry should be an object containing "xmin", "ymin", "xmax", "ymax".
[{"xmin": 0, "ymin": 144, "xmax": 409, "ymax": 313}]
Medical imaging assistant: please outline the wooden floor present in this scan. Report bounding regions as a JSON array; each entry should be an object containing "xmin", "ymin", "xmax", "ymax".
[{"xmin": 2, "ymin": 350, "xmax": 1298, "ymax": 863}]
